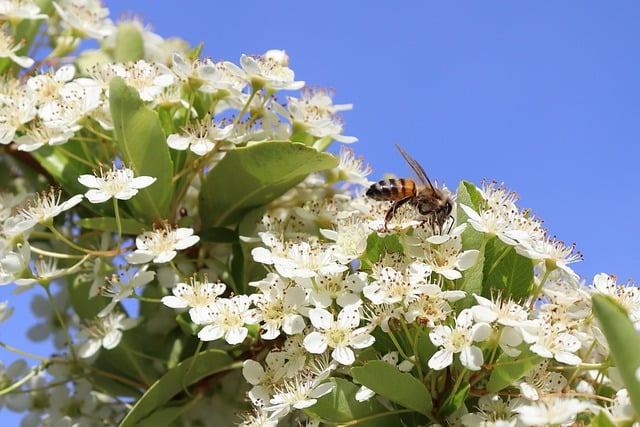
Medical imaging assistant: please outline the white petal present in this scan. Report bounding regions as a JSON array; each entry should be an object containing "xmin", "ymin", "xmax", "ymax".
[
  {"xmin": 460, "ymin": 345, "xmax": 483, "ymax": 370},
  {"xmin": 77, "ymin": 174, "xmax": 101, "ymax": 188},
  {"xmin": 225, "ymin": 326, "xmax": 248, "ymax": 345},
  {"xmin": 308, "ymin": 307, "xmax": 333, "ymax": 330},
  {"xmin": 428, "ymin": 349, "xmax": 452, "ymax": 370},
  {"xmin": 161, "ymin": 295, "xmax": 188, "ymax": 309},
  {"xmin": 130, "ymin": 176, "xmax": 157, "ymax": 189},
  {"xmin": 198, "ymin": 325, "xmax": 223, "ymax": 342},
  {"xmin": 332, "ymin": 345, "xmax": 355, "ymax": 365},
  {"xmin": 303, "ymin": 331, "xmax": 328, "ymax": 354}
]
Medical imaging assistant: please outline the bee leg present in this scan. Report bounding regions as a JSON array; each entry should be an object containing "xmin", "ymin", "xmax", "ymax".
[{"xmin": 383, "ymin": 197, "xmax": 412, "ymax": 229}]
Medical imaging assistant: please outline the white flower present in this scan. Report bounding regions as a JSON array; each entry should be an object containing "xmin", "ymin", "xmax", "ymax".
[
  {"xmin": 0, "ymin": 86, "xmax": 37, "ymax": 144},
  {"xmin": 0, "ymin": 29, "xmax": 34, "ymax": 67},
  {"xmin": 527, "ymin": 322, "xmax": 582, "ymax": 366},
  {"xmin": 303, "ymin": 304, "xmax": 375, "ymax": 365},
  {"xmin": 266, "ymin": 371, "xmax": 334, "ymax": 415},
  {"xmin": 38, "ymin": 81, "xmax": 102, "ymax": 131},
  {"xmin": 515, "ymin": 397, "xmax": 593, "ymax": 426},
  {"xmin": 515, "ymin": 237, "xmax": 582, "ymax": 278},
  {"xmin": 167, "ymin": 120, "xmax": 234, "ymax": 156},
  {"xmin": 120, "ymin": 60, "xmax": 175, "ymax": 102},
  {"xmin": 26, "ymin": 65, "xmax": 76, "ymax": 103},
  {"xmin": 428, "ymin": 308, "xmax": 492, "ymax": 371},
  {"xmin": 460, "ymin": 394, "xmax": 523, "ymax": 427},
  {"xmin": 126, "ymin": 224, "xmax": 199, "ymax": 264},
  {"xmin": 252, "ymin": 234, "xmax": 347, "ymax": 280},
  {"xmin": 239, "ymin": 51, "xmax": 305, "ymax": 91},
  {"xmin": 98, "ymin": 269, "xmax": 155, "ymax": 317},
  {"xmin": 320, "ymin": 219, "xmax": 369, "ymax": 263},
  {"xmin": 13, "ymin": 189, "xmax": 83, "ymax": 230},
  {"xmin": 248, "ymin": 273, "xmax": 306, "ymax": 340},
  {"xmin": 161, "ymin": 276, "xmax": 226, "ymax": 324},
  {"xmin": 76, "ymin": 312, "xmax": 138, "ymax": 358},
  {"xmin": 197, "ymin": 295, "xmax": 253, "ymax": 344},
  {"xmin": 0, "ymin": 0, "xmax": 47, "ymax": 21},
  {"xmin": 78, "ymin": 165, "xmax": 156, "ymax": 203},
  {"xmin": 287, "ymin": 87, "xmax": 357, "ymax": 143},
  {"xmin": 52, "ymin": 0, "xmax": 114, "ymax": 40}
]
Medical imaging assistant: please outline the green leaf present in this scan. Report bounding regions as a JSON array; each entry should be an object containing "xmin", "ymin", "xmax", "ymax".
[
  {"xmin": 487, "ymin": 350, "xmax": 542, "ymax": 392},
  {"xmin": 482, "ymin": 238, "xmax": 534, "ymax": 299},
  {"xmin": 198, "ymin": 227, "xmax": 238, "ymax": 243},
  {"xmin": 110, "ymin": 77, "xmax": 174, "ymax": 222},
  {"xmin": 76, "ymin": 217, "xmax": 146, "ymax": 235},
  {"xmin": 199, "ymin": 141, "xmax": 337, "ymax": 227},
  {"xmin": 456, "ymin": 180, "xmax": 485, "ymax": 251},
  {"xmin": 363, "ymin": 232, "xmax": 402, "ymax": 265},
  {"xmin": 439, "ymin": 382, "xmax": 469, "ymax": 418},
  {"xmin": 32, "ymin": 141, "xmax": 99, "ymax": 198},
  {"xmin": 114, "ymin": 23, "xmax": 145, "ymax": 62},
  {"xmin": 133, "ymin": 405, "xmax": 187, "ymax": 427},
  {"xmin": 589, "ymin": 411, "xmax": 617, "ymax": 427},
  {"xmin": 305, "ymin": 377, "xmax": 396, "ymax": 427},
  {"xmin": 592, "ymin": 295, "xmax": 640, "ymax": 417},
  {"xmin": 456, "ymin": 246, "xmax": 484, "ymax": 308},
  {"xmin": 119, "ymin": 349, "xmax": 235, "ymax": 427},
  {"xmin": 350, "ymin": 360, "xmax": 432, "ymax": 416}
]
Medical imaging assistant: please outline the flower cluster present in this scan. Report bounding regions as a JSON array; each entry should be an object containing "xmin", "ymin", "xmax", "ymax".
[{"xmin": 0, "ymin": 2, "xmax": 637, "ymax": 427}]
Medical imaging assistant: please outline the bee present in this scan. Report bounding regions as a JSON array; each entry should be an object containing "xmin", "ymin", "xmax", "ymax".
[{"xmin": 366, "ymin": 144, "xmax": 453, "ymax": 230}]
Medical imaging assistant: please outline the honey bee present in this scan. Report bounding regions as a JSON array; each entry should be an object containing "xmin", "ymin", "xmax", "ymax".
[{"xmin": 366, "ymin": 144, "xmax": 453, "ymax": 230}]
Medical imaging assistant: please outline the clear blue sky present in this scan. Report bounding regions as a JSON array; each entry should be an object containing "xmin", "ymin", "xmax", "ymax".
[{"xmin": 2, "ymin": 1, "xmax": 640, "ymax": 423}]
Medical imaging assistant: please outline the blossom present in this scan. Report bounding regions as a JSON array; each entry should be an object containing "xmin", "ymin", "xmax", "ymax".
[
  {"xmin": 197, "ymin": 295, "xmax": 253, "ymax": 344},
  {"xmin": 515, "ymin": 397, "xmax": 593, "ymax": 426},
  {"xmin": 98, "ymin": 269, "xmax": 156, "ymax": 317},
  {"xmin": 527, "ymin": 321, "xmax": 582, "ymax": 366},
  {"xmin": 76, "ymin": 312, "xmax": 138, "ymax": 358},
  {"xmin": 428, "ymin": 308, "xmax": 492, "ymax": 371},
  {"xmin": 0, "ymin": 1, "xmax": 48, "ymax": 21},
  {"xmin": 287, "ymin": 87, "xmax": 357, "ymax": 143},
  {"xmin": 13, "ymin": 189, "xmax": 83, "ymax": 230},
  {"xmin": 119, "ymin": 60, "xmax": 175, "ymax": 102},
  {"xmin": 78, "ymin": 164, "xmax": 156, "ymax": 203},
  {"xmin": 460, "ymin": 394, "xmax": 524, "ymax": 427},
  {"xmin": 126, "ymin": 224, "xmax": 200, "ymax": 264},
  {"xmin": 167, "ymin": 119, "xmax": 234, "ymax": 156},
  {"xmin": 303, "ymin": 304, "xmax": 375, "ymax": 365},
  {"xmin": 161, "ymin": 276, "xmax": 226, "ymax": 324},
  {"xmin": 52, "ymin": 0, "xmax": 114, "ymax": 40},
  {"xmin": 0, "ymin": 29, "xmax": 34, "ymax": 67},
  {"xmin": 248, "ymin": 273, "xmax": 306, "ymax": 339},
  {"xmin": 239, "ymin": 50, "xmax": 305, "ymax": 91}
]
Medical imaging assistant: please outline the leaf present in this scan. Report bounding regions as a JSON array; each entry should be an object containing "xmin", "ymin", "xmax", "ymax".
[
  {"xmin": 456, "ymin": 246, "xmax": 484, "ymax": 308},
  {"xmin": 199, "ymin": 141, "xmax": 337, "ymax": 227},
  {"xmin": 363, "ymin": 232, "xmax": 402, "ymax": 265},
  {"xmin": 198, "ymin": 227, "xmax": 239, "ymax": 243},
  {"xmin": 592, "ymin": 295, "xmax": 640, "ymax": 417},
  {"xmin": 438, "ymin": 382, "xmax": 469, "ymax": 418},
  {"xmin": 589, "ymin": 411, "xmax": 617, "ymax": 427},
  {"xmin": 350, "ymin": 360, "xmax": 432, "ymax": 416},
  {"xmin": 114, "ymin": 23, "xmax": 145, "ymax": 62},
  {"xmin": 487, "ymin": 350, "xmax": 541, "ymax": 392},
  {"xmin": 119, "ymin": 349, "xmax": 235, "ymax": 427},
  {"xmin": 456, "ymin": 180, "xmax": 485, "ymax": 252},
  {"xmin": 76, "ymin": 217, "xmax": 146, "ymax": 235},
  {"xmin": 110, "ymin": 77, "xmax": 174, "ymax": 222},
  {"xmin": 304, "ymin": 377, "xmax": 397, "ymax": 427},
  {"xmin": 482, "ymin": 239, "xmax": 534, "ymax": 300}
]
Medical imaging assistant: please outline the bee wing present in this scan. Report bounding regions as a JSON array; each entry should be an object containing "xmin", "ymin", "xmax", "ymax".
[{"xmin": 394, "ymin": 144, "xmax": 438, "ymax": 193}]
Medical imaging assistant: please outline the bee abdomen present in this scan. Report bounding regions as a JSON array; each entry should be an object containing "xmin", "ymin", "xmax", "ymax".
[{"xmin": 366, "ymin": 178, "xmax": 417, "ymax": 201}]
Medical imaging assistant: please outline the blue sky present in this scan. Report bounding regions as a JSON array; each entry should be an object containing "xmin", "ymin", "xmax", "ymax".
[{"xmin": 2, "ymin": 1, "xmax": 640, "ymax": 423}]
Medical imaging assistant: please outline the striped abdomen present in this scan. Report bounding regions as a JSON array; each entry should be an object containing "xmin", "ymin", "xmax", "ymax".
[{"xmin": 365, "ymin": 178, "xmax": 418, "ymax": 201}]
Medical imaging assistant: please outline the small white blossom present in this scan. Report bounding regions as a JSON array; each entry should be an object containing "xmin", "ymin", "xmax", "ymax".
[
  {"xmin": 239, "ymin": 50, "xmax": 305, "ymax": 91},
  {"xmin": 0, "ymin": 29, "xmax": 34, "ymax": 67},
  {"xmin": 13, "ymin": 189, "xmax": 83, "ymax": 231},
  {"xmin": 76, "ymin": 312, "xmax": 138, "ymax": 358},
  {"xmin": 98, "ymin": 269, "xmax": 155, "ymax": 317},
  {"xmin": 515, "ymin": 396, "xmax": 593, "ymax": 426},
  {"xmin": 429, "ymin": 308, "xmax": 492, "ymax": 371},
  {"xmin": 52, "ymin": 0, "xmax": 114, "ymax": 40},
  {"xmin": 126, "ymin": 224, "xmax": 199, "ymax": 264},
  {"xmin": 303, "ymin": 304, "xmax": 375, "ymax": 366},
  {"xmin": 78, "ymin": 165, "xmax": 156, "ymax": 203},
  {"xmin": 197, "ymin": 295, "xmax": 253, "ymax": 344},
  {"xmin": 161, "ymin": 276, "xmax": 226, "ymax": 324}
]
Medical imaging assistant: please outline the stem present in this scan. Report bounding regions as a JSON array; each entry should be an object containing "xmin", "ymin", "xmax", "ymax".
[
  {"xmin": 0, "ymin": 342, "xmax": 49, "ymax": 363},
  {"xmin": 113, "ymin": 198, "xmax": 122, "ymax": 248},
  {"xmin": 0, "ymin": 364, "xmax": 44, "ymax": 396}
]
